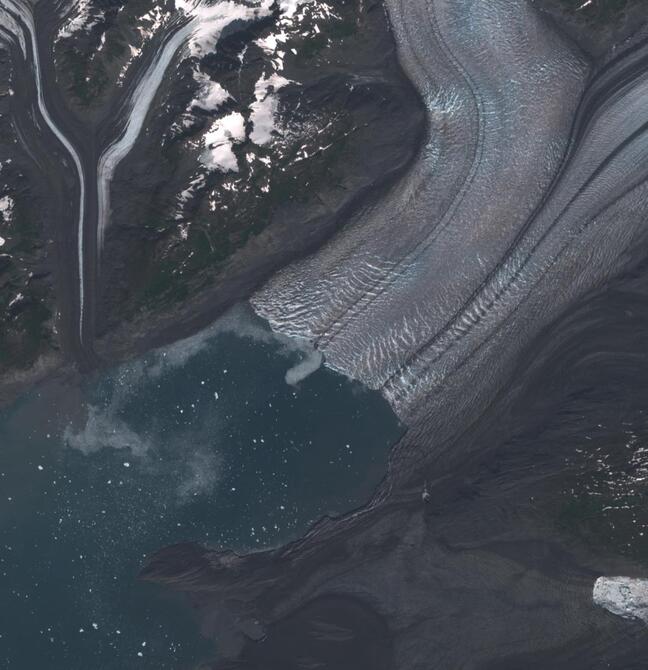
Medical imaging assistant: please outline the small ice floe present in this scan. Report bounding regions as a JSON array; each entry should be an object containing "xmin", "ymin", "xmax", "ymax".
[
  {"xmin": 249, "ymin": 73, "xmax": 292, "ymax": 145},
  {"xmin": 593, "ymin": 576, "xmax": 648, "ymax": 624},
  {"xmin": 200, "ymin": 112, "xmax": 246, "ymax": 172},
  {"xmin": 190, "ymin": 71, "xmax": 230, "ymax": 112},
  {"xmin": 0, "ymin": 237, "xmax": 5, "ymax": 248}
]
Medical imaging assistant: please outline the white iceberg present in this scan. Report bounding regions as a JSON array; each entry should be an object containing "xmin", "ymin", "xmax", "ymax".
[{"xmin": 593, "ymin": 576, "xmax": 648, "ymax": 624}]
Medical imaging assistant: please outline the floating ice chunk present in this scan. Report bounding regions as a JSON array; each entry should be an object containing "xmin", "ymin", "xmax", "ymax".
[
  {"xmin": 249, "ymin": 73, "xmax": 292, "ymax": 146},
  {"xmin": 0, "ymin": 237, "xmax": 5, "ymax": 248},
  {"xmin": 0, "ymin": 195, "xmax": 14, "ymax": 222},
  {"xmin": 200, "ymin": 112, "xmax": 246, "ymax": 172},
  {"xmin": 190, "ymin": 71, "xmax": 230, "ymax": 112},
  {"xmin": 593, "ymin": 576, "xmax": 648, "ymax": 624}
]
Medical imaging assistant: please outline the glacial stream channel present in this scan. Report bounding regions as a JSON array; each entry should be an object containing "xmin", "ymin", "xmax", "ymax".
[{"xmin": 0, "ymin": 306, "xmax": 403, "ymax": 669}]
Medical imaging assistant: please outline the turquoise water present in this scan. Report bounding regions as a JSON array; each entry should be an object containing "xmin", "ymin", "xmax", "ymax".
[{"xmin": 0, "ymin": 307, "xmax": 403, "ymax": 669}]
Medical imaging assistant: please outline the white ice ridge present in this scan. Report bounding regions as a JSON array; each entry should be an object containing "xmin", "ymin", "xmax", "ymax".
[
  {"xmin": 0, "ymin": 0, "xmax": 87, "ymax": 341},
  {"xmin": 593, "ymin": 576, "xmax": 648, "ymax": 624},
  {"xmin": 96, "ymin": 0, "xmax": 273, "ymax": 256}
]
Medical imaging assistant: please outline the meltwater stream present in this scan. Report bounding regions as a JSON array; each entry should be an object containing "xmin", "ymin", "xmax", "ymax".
[{"xmin": 0, "ymin": 306, "xmax": 403, "ymax": 669}]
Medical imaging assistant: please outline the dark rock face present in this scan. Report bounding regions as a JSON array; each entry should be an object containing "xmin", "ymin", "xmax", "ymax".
[
  {"xmin": 95, "ymin": 0, "xmax": 425, "ymax": 359},
  {"xmin": 142, "ymin": 277, "xmax": 648, "ymax": 667},
  {"xmin": 212, "ymin": 596, "xmax": 393, "ymax": 670},
  {"xmin": 534, "ymin": 0, "xmax": 648, "ymax": 58},
  {"xmin": 139, "ymin": 0, "xmax": 648, "ymax": 668},
  {"xmin": 4, "ymin": 0, "xmax": 648, "ymax": 666},
  {"xmin": 0, "ymin": 0, "xmax": 424, "ymax": 383},
  {"xmin": 0, "ymin": 42, "xmax": 62, "ymax": 377}
]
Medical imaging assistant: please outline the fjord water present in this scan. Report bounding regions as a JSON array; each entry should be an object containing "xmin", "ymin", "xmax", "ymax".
[{"xmin": 0, "ymin": 307, "xmax": 403, "ymax": 669}]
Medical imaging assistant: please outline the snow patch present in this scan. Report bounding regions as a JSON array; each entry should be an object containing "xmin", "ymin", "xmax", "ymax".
[
  {"xmin": 200, "ymin": 112, "xmax": 246, "ymax": 172},
  {"xmin": 249, "ymin": 73, "xmax": 292, "ymax": 145},
  {"xmin": 176, "ymin": 0, "xmax": 274, "ymax": 58},
  {"xmin": 0, "ymin": 195, "xmax": 14, "ymax": 222},
  {"xmin": 98, "ymin": 0, "xmax": 273, "ymax": 250},
  {"xmin": 279, "ymin": 0, "xmax": 312, "ymax": 19},
  {"xmin": 137, "ymin": 5, "xmax": 166, "ymax": 41},
  {"xmin": 175, "ymin": 173, "xmax": 206, "ymax": 220},
  {"xmin": 58, "ymin": 0, "xmax": 102, "ymax": 40},
  {"xmin": 190, "ymin": 71, "xmax": 230, "ymax": 112},
  {"xmin": 7, "ymin": 292, "xmax": 23, "ymax": 309}
]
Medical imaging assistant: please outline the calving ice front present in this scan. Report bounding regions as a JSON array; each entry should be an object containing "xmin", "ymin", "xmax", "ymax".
[
  {"xmin": 4, "ymin": 1, "xmax": 648, "ymax": 667},
  {"xmin": 253, "ymin": 0, "xmax": 648, "ymax": 445}
]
